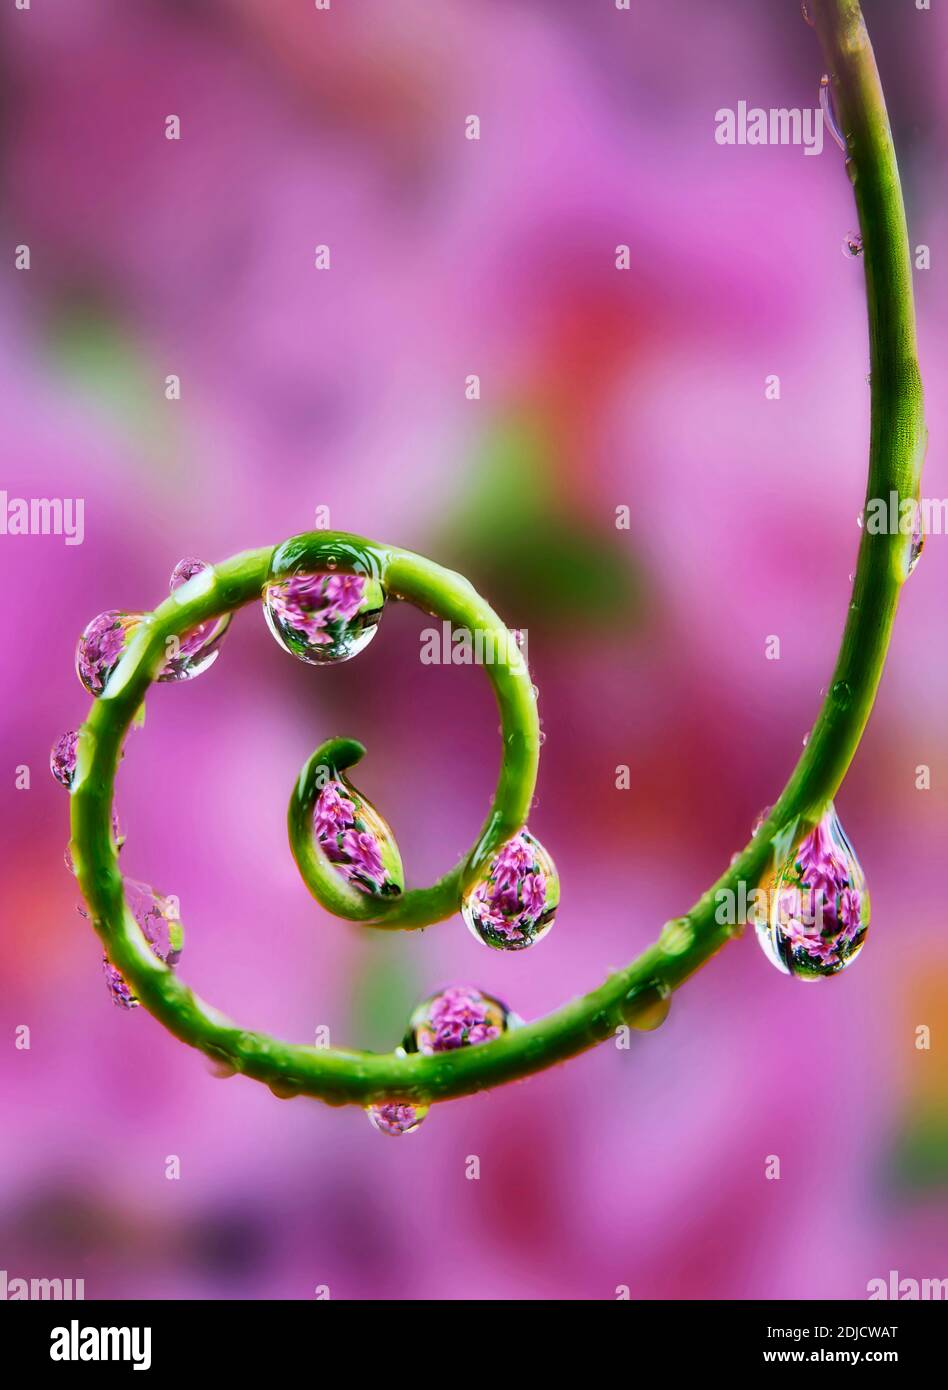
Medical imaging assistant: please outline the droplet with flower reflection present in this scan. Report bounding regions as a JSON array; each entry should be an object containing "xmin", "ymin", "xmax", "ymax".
[
  {"xmin": 842, "ymin": 232, "xmax": 864, "ymax": 258},
  {"xmin": 754, "ymin": 803, "xmax": 869, "ymax": 979},
  {"xmin": 99, "ymin": 879, "xmax": 185, "ymax": 1008},
  {"xmin": 159, "ymin": 557, "xmax": 231, "ymax": 681},
  {"xmin": 313, "ymin": 776, "xmax": 403, "ymax": 897},
  {"xmin": 404, "ymin": 985, "xmax": 516, "ymax": 1055},
  {"xmin": 50, "ymin": 730, "xmax": 79, "ymax": 788},
  {"xmin": 76, "ymin": 611, "xmax": 143, "ymax": 696},
  {"xmin": 366, "ymin": 1102, "xmax": 428, "ymax": 1136},
  {"xmin": 462, "ymin": 829, "xmax": 558, "ymax": 951},
  {"xmin": 264, "ymin": 570, "xmax": 385, "ymax": 664}
]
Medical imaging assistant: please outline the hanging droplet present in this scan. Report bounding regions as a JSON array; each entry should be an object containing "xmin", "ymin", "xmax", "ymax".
[
  {"xmin": 404, "ymin": 985, "xmax": 517, "ymax": 1054},
  {"xmin": 313, "ymin": 776, "xmax": 403, "ymax": 897},
  {"xmin": 102, "ymin": 879, "xmax": 185, "ymax": 1008},
  {"xmin": 76, "ymin": 611, "xmax": 143, "ymax": 696},
  {"xmin": 801, "ymin": 0, "xmax": 815, "ymax": 25},
  {"xmin": 366, "ymin": 1101, "xmax": 428, "ymax": 1136},
  {"xmin": 263, "ymin": 551, "xmax": 385, "ymax": 664},
  {"xmin": 461, "ymin": 829, "xmax": 559, "ymax": 951},
  {"xmin": 820, "ymin": 75, "xmax": 847, "ymax": 152},
  {"xmin": 842, "ymin": 231, "xmax": 864, "ymax": 258},
  {"xmin": 754, "ymin": 803, "xmax": 870, "ymax": 979},
  {"xmin": 621, "ymin": 981, "xmax": 671, "ymax": 1032},
  {"xmin": 50, "ymin": 730, "xmax": 79, "ymax": 788},
  {"xmin": 160, "ymin": 557, "xmax": 231, "ymax": 681}
]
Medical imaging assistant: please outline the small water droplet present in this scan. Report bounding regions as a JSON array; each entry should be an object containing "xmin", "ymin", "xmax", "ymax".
[
  {"xmin": 659, "ymin": 917, "xmax": 693, "ymax": 957},
  {"xmin": 76, "ymin": 611, "xmax": 143, "ymax": 696},
  {"xmin": 856, "ymin": 510, "xmax": 864, "ymax": 528},
  {"xmin": 512, "ymin": 628, "xmax": 525, "ymax": 649},
  {"xmin": 755, "ymin": 802, "xmax": 869, "ymax": 978},
  {"xmin": 366, "ymin": 1101, "xmax": 428, "ymax": 1136},
  {"xmin": 102, "ymin": 879, "xmax": 184, "ymax": 1007},
  {"xmin": 831, "ymin": 679, "xmax": 852, "ymax": 709},
  {"xmin": 820, "ymin": 74, "xmax": 847, "ymax": 152},
  {"xmin": 622, "ymin": 981, "xmax": 671, "ymax": 1031},
  {"xmin": 161, "ymin": 558, "xmax": 231, "ymax": 681},
  {"xmin": 842, "ymin": 231, "xmax": 864, "ymax": 258},
  {"xmin": 403, "ymin": 985, "xmax": 516, "ymax": 1053},
  {"xmin": 314, "ymin": 776, "xmax": 403, "ymax": 897},
  {"xmin": 462, "ymin": 828, "xmax": 559, "ymax": 951},
  {"xmin": 538, "ymin": 730, "xmax": 547, "ymax": 746},
  {"xmin": 801, "ymin": 0, "xmax": 815, "ymax": 25},
  {"xmin": 906, "ymin": 506, "xmax": 925, "ymax": 578},
  {"xmin": 802, "ymin": 732, "xmax": 810, "ymax": 747},
  {"xmin": 263, "ymin": 568, "xmax": 384, "ymax": 664},
  {"xmin": 50, "ymin": 730, "xmax": 79, "ymax": 788}
]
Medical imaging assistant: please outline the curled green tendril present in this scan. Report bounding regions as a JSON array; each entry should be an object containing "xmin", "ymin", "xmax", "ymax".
[
  {"xmin": 71, "ymin": 0, "xmax": 924, "ymax": 1108},
  {"xmin": 283, "ymin": 536, "xmax": 539, "ymax": 929}
]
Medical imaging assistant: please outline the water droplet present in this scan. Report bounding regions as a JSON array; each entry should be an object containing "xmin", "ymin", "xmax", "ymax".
[
  {"xmin": 160, "ymin": 558, "xmax": 231, "ymax": 681},
  {"xmin": 512, "ymin": 628, "xmax": 525, "ymax": 649},
  {"xmin": 802, "ymin": 732, "xmax": 810, "ymax": 747},
  {"xmin": 842, "ymin": 231, "xmax": 863, "ymax": 258},
  {"xmin": 313, "ymin": 776, "xmax": 404, "ymax": 897},
  {"xmin": 801, "ymin": 0, "xmax": 815, "ymax": 25},
  {"xmin": 50, "ymin": 730, "xmax": 79, "ymax": 788},
  {"xmin": 622, "ymin": 981, "xmax": 672, "ymax": 1031},
  {"xmin": 404, "ymin": 985, "xmax": 516, "ymax": 1054},
  {"xmin": 820, "ymin": 75, "xmax": 847, "ymax": 152},
  {"xmin": 538, "ymin": 729, "xmax": 547, "ymax": 745},
  {"xmin": 461, "ymin": 829, "xmax": 559, "ymax": 951},
  {"xmin": 366, "ymin": 1101, "xmax": 428, "ymax": 1136},
  {"xmin": 102, "ymin": 879, "xmax": 184, "ymax": 1006},
  {"xmin": 659, "ymin": 917, "xmax": 693, "ymax": 957},
  {"xmin": 125, "ymin": 879, "xmax": 184, "ymax": 965},
  {"xmin": 754, "ymin": 803, "xmax": 869, "ymax": 978},
  {"xmin": 76, "ymin": 610, "xmax": 142, "ymax": 696},
  {"xmin": 831, "ymin": 679, "xmax": 852, "ymax": 709},
  {"xmin": 856, "ymin": 511, "xmax": 864, "ymax": 528},
  {"xmin": 906, "ymin": 506, "xmax": 925, "ymax": 578},
  {"xmin": 751, "ymin": 806, "xmax": 773, "ymax": 837},
  {"xmin": 263, "ymin": 553, "xmax": 385, "ymax": 665}
]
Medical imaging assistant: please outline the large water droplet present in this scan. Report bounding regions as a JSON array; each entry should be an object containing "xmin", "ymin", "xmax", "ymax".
[
  {"xmin": 160, "ymin": 558, "xmax": 231, "ymax": 681},
  {"xmin": 76, "ymin": 611, "xmax": 142, "ymax": 696},
  {"xmin": 754, "ymin": 803, "xmax": 869, "ymax": 978},
  {"xmin": 404, "ymin": 985, "xmax": 516, "ymax": 1054},
  {"xmin": 366, "ymin": 1101, "xmax": 428, "ymax": 1136},
  {"xmin": 842, "ymin": 231, "xmax": 864, "ymax": 258},
  {"xmin": 314, "ymin": 775, "xmax": 403, "ymax": 897},
  {"xmin": 263, "ymin": 563, "xmax": 385, "ymax": 664},
  {"xmin": 102, "ymin": 879, "xmax": 185, "ymax": 1008},
  {"xmin": 50, "ymin": 730, "xmax": 79, "ymax": 788},
  {"xmin": 461, "ymin": 829, "xmax": 559, "ymax": 951},
  {"xmin": 820, "ymin": 75, "xmax": 847, "ymax": 152}
]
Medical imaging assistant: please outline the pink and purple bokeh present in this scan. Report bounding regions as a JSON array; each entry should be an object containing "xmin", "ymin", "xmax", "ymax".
[{"xmin": 1, "ymin": 0, "xmax": 946, "ymax": 1299}]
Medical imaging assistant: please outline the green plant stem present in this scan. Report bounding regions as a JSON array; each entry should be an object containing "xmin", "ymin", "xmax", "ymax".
[{"xmin": 71, "ymin": 0, "xmax": 924, "ymax": 1108}]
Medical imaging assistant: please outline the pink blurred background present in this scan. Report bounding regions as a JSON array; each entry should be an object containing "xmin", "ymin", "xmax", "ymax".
[{"xmin": 1, "ymin": 0, "xmax": 946, "ymax": 1300}]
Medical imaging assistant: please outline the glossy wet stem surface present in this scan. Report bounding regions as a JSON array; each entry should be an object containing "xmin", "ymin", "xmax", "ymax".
[{"xmin": 71, "ymin": 0, "xmax": 925, "ymax": 1106}]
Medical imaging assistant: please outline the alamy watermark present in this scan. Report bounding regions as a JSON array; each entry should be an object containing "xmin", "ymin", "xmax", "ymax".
[
  {"xmin": 1, "ymin": 1267, "xmax": 84, "ymax": 1299},
  {"xmin": 715, "ymin": 102, "xmax": 823, "ymax": 155},
  {"xmin": 419, "ymin": 621, "xmax": 528, "ymax": 669},
  {"xmin": 0, "ymin": 491, "xmax": 84, "ymax": 545}
]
